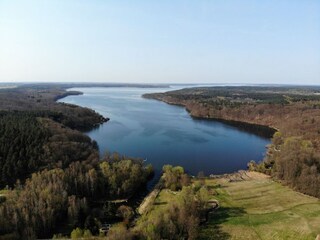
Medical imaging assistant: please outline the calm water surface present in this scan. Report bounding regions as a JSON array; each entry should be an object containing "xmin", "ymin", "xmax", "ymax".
[{"xmin": 60, "ymin": 87, "xmax": 270, "ymax": 177}]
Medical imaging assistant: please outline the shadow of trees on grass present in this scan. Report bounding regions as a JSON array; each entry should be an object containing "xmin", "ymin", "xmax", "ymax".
[{"xmin": 199, "ymin": 206, "xmax": 246, "ymax": 240}]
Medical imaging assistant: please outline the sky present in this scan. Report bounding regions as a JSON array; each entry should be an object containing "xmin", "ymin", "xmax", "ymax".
[{"xmin": 0, "ymin": 0, "xmax": 319, "ymax": 84}]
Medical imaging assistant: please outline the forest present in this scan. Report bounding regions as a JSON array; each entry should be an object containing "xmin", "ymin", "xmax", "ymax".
[
  {"xmin": 0, "ymin": 111, "xmax": 103, "ymax": 188},
  {"xmin": 0, "ymin": 85, "xmax": 154, "ymax": 239},
  {"xmin": 0, "ymin": 85, "xmax": 107, "ymax": 130},
  {"xmin": 0, "ymin": 154, "xmax": 153, "ymax": 239},
  {"xmin": 145, "ymin": 86, "xmax": 320, "ymax": 198}
]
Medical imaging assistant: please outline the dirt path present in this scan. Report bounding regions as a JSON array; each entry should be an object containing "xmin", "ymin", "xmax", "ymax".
[
  {"xmin": 137, "ymin": 188, "xmax": 160, "ymax": 215},
  {"xmin": 137, "ymin": 177, "xmax": 164, "ymax": 215}
]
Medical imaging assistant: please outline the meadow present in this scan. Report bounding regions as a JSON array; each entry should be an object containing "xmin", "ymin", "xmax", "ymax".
[
  {"xmin": 146, "ymin": 171, "xmax": 320, "ymax": 240},
  {"xmin": 199, "ymin": 172, "xmax": 320, "ymax": 240}
]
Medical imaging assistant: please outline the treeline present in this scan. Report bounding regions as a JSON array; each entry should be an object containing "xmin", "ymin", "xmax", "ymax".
[
  {"xmin": 0, "ymin": 154, "xmax": 153, "ymax": 239},
  {"xmin": 144, "ymin": 86, "xmax": 320, "ymax": 105},
  {"xmin": 249, "ymin": 132, "xmax": 320, "ymax": 197}
]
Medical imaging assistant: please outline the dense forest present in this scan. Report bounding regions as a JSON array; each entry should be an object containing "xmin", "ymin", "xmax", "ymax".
[
  {"xmin": 0, "ymin": 112, "xmax": 49, "ymax": 186},
  {"xmin": 0, "ymin": 155, "xmax": 153, "ymax": 239},
  {"xmin": 145, "ymin": 86, "xmax": 320, "ymax": 198},
  {"xmin": 0, "ymin": 111, "xmax": 101, "ymax": 187},
  {"xmin": 0, "ymin": 85, "xmax": 154, "ymax": 239}
]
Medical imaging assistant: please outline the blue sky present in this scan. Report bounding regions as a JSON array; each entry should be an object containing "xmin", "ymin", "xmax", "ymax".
[{"xmin": 0, "ymin": 0, "xmax": 319, "ymax": 84}]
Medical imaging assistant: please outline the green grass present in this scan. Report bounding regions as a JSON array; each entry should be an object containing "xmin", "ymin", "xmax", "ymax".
[
  {"xmin": 198, "ymin": 175, "xmax": 320, "ymax": 240},
  {"xmin": 152, "ymin": 189, "xmax": 177, "ymax": 211}
]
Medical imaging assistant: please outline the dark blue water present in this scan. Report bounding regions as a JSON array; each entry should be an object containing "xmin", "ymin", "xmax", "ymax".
[{"xmin": 59, "ymin": 87, "xmax": 270, "ymax": 177}]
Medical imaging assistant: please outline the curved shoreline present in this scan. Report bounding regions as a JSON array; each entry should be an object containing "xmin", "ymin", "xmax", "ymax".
[
  {"xmin": 58, "ymin": 88, "xmax": 110, "ymax": 128},
  {"xmin": 143, "ymin": 94, "xmax": 277, "ymax": 139},
  {"xmin": 191, "ymin": 116, "xmax": 276, "ymax": 138}
]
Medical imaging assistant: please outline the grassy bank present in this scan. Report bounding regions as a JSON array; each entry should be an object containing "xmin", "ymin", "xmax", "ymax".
[{"xmin": 199, "ymin": 171, "xmax": 320, "ymax": 240}]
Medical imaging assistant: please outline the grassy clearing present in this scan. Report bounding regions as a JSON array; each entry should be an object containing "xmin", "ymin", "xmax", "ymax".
[
  {"xmin": 141, "ymin": 171, "xmax": 320, "ymax": 240},
  {"xmin": 199, "ymin": 172, "xmax": 320, "ymax": 240},
  {"xmin": 153, "ymin": 189, "xmax": 177, "ymax": 208}
]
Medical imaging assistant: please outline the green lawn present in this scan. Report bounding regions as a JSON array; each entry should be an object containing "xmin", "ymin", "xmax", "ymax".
[{"xmin": 199, "ymin": 173, "xmax": 320, "ymax": 240}]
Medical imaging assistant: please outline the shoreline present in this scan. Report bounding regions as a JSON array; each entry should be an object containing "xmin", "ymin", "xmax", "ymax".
[
  {"xmin": 58, "ymin": 88, "xmax": 110, "ymax": 127},
  {"xmin": 143, "ymin": 93, "xmax": 277, "ymax": 138}
]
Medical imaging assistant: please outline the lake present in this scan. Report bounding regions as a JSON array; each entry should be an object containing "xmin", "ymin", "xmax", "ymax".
[{"xmin": 59, "ymin": 86, "xmax": 270, "ymax": 178}]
